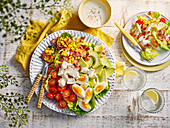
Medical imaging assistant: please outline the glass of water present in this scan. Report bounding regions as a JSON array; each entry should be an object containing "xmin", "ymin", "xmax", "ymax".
[
  {"xmin": 122, "ymin": 66, "xmax": 146, "ymax": 91},
  {"xmin": 139, "ymin": 88, "xmax": 165, "ymax": 113}
]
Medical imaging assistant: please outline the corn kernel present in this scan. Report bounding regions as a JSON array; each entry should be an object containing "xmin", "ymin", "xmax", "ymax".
[
  {"xmin": 75, "ymin": 57, "xmax": 78, "ymax": 59},
  {"xmin": 68, "ymin": 60, "xmax": 71, "ymax": 63},
  {"xmin": 77, "ymin": 57, "xmax": 80, "ymax": 59}
]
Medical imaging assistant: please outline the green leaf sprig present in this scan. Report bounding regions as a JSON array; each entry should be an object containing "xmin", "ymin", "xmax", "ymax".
[{"xmin": 0, "ymin": 65, "xmax": 30, "ymax": 127}]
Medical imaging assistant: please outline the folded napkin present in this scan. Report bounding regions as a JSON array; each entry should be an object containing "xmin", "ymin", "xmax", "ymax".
[{"xmin": 14, "ymin": 10, "xmax": 115, "ymax": 75}]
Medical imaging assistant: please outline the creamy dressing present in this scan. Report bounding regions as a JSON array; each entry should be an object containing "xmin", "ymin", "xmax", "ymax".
[{"xmin": 80, "ymin": 0, "xmax": 109, "ymax": 27}]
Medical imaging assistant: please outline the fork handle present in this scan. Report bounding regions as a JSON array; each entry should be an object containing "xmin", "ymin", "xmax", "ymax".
[
  {"xmin": 25, "ymin": 74, "xmax": 42, "ymax": 104},
  {"xmin": 114, "ymin": 22, "xmax": 138, "ymax": 46},
  {"xmin": 37, "ymin": 75, "xmax": 47, "ymax": 109}
]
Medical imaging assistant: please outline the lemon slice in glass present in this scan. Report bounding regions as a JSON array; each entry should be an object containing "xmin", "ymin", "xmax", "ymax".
[
  {"xmin": 144, "ymin": 90, "xmax": 159, "ymax": 104},
  {"xmin": 123, "ymin": 70, "xmax": 139, "ymax": 81}
]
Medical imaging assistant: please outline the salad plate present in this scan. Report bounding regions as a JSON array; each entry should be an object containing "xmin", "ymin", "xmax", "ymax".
[
  {"xmin": 122, "ymin": 11, "xmax": 170, "ymax": 66},
  {"xmin": 29, "ymin": 30, "xmax": 116, "ymax": 115}
]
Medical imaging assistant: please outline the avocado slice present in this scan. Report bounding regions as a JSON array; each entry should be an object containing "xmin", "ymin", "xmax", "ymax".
[
  {"xmin": 106, "ymin": 67, "xmax": 116, "ymax": 78},
  {"xmin": 100, "ymin": 56, "xmax": 112, "ymax": 67},
  {"xmin": 86, "ymin": 57, "xmax": 94, "ymax": 68},
  {"xmin": 89, "ymin": 50, "xmax": 100, "ymax": 69},
  {"xmin": 94, "ymin": 65, "xmax": 103, "ymax": 75},
  {"xmin": 79, "ymin": 58, "xmax": 88, "ymax": 67},
  {"xmin": 99, "ymin": 69, "xmax": 108, "ymax": 89}
]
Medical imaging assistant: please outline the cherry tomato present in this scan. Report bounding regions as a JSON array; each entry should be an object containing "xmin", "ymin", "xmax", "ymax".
[
  {"xmin": 130, "ymin": 32, "xmax": 135, "ymax": 37},
  {"xmin": 55, "ymin": 63, "xmax": 60, "ymax": 70},
  {"xmin": 147, "ymin": 11, "xmax": 151, "ymax": 15},
  {"xmin": 48, "ymin": 78, "xmax": 57, "ymax": 87},
  {"xmin": 56, "ymin": 84, "xmax": 68, "ymax": 92},
  {"xmin": 137, "ymin": 33, "xmax": 144, "ymax": 39},
  {"xmin": 55, "ymin": 93, "xmax": 63, "ymax": 101},
  {"xmin": 58, "ymin": 100, "xmax": 67, "ymax": 109},
  {"xmin": 136, "ymin": 20, "xmax": 144, "ymax": 25},
  {"xmin": 46, "ymin": 93, "xmax": 54, "ymax": 100},
  {"xmin": 85, "ymin": 47, "xmax": 90, "ymax": 51},
  {"xmin": 49, "ymin": 87, "xmax": 57, "ymax": 95},
  {"xmin": 69, "ymin": 94, "xmax": 77, "ymax": 102},
  {"xmin": 47, "ymin": 67, "xmax": 54, "ymax": 74},
  {"xmin": 69, "ymin": 84, "xmax": 73, "ymax": 91},
  {"xmin": 160, "ymin": 18, "xmax": 166, "ymax": 23},
  {"xmin": 62, "ymin": 90, "xmax": 71, "ymax": 98},
  {"xmin": 51, "ymin": 70, "xmax": 58, "ymax": 78},
  {"xmin": 81, "ymin": 37, "xmax": 85, "ymax": 40}
]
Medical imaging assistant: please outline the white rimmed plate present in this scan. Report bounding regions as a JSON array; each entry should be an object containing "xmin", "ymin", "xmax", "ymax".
[
  {"xmin": 122, "ymin": 11, "xmax": 170, "ymax": 66},
  {"xmin": 29, "ymin": 30, "xmax": 116, "ymax": 115}
]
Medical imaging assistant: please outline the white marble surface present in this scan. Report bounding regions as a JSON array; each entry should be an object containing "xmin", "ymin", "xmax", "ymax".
[{"xmin": 0, "ymin": 0, "xmax": 170, "ymax": 127}]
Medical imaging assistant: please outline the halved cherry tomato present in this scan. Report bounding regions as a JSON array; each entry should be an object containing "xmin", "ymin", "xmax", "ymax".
[
  {"xmin": 160, "ymin": 18, "xmax": 166, "ymax": 23},
  {"xmin": 48, "ymin": 78, "xmax": 57, "ymax": 87},
  {"xmin": 130, "ymin": 32, "xmax": 135, "ymax": 37},
  {"xmin": 69, "ymin": 84, "xmax": 73, "ymax": 91},
  {"xmin": 46, "ymin": 93, "xmax": 54, "ymax": 100},
  {"xmin": 51, "ymin": 70, "xmax": 58, "ymax": 78},
  {"xmin": 47, "ymin": 67, "xmax": 54, "ymax": 74},
  {"xmin": 147, "ymin": 11, "xmax": 151, "ymax": 15},
  {"xmin": 55, "ymin": 63, "xmax": 60, "ymax": 70},
  {"xmin": 137, "ymin": 33, "xmax": 144, "ymax": 40},
  {"xmin": 136, "ymin": 20, "xmax": 144, "ymax": 25},
  {"xmin": 62, "ymin": 90, "xmax": 71, "ymax": 98},
  {"xmin": 58, "ymin": 100, "xmax": 67, "ymax": 109},
  {"xmin": 69, "ymin": 94, "xmax": 77, "ymax": 102},
  {"xmin": 55, "ymin": 93, "xmax": 63, "ymax": 101},
  {"xmin": 49, "ymin": 87, "xmax": 57, "ymax": 95},
  {"xmin": 56, "ymin": 84, "xmax": 68, "ymax": 92}
]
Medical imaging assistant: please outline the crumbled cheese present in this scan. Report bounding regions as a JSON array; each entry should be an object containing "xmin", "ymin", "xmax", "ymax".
[{"xmin": 58, "ymin": 77, "xmax": 66, "ymax": 87}]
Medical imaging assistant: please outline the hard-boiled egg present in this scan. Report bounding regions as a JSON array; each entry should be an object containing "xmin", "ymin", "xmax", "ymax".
[
  {"xmin": 77, "ymin": 74, "xmax": 89, "ymax": 84},
  {"xmin": 94, "ymin": 82, "xmax": 107, "ymax": 95},
  {"xmin": 78, "ymin": 99, "xmax": 91, "ymax": 112},
  {"xmin": 72, "ymin": 84, "xmax": 85, "ymax": 98},
  {"xmin": 81, "ymin": 83, "xmax": 88, "ymax": 91},
  {"xmin": 84, "ymin": 87, "xmax": 93, "ymax": 104}
]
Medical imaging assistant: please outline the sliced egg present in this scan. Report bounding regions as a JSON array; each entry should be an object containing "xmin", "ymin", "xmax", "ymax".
[
  {"xmin": 81, "ymin": 83, "xmax": 88, "ymax": 91},
  {"xmin": 84, "ymin": 87, "xmax": 93, "ymax": 104},
  {"xmin": 72, "ymin": 84, "xmax": 85, "ymax": 98},
  {"xmin": 77, "ymin": 74, "xmax": 89, "ymax": 84},
  {"xmin": 78, "ymin": 99, "xmax": 91, "ymax": 112},
  {"xmin": 94, "ymin": 82, "xmax": 107, "ymax": 95}
]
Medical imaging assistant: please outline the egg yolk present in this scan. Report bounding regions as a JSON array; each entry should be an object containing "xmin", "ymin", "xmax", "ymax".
[
  {"xmin": 78, "ymin": 75, "xmax": 86, "ymax": 81},
  {"xmin": 81, "ymin": 85, "xmax": 88, "ymax": 90},
  {"xmin": 73, "ymin": 86, "xmax": 82, "ymax": 95},
  {"xmin": 82, "ymin": 101, "xmax": 89, "ymax": 109},
  {"xmin": 85, "ymin": 90, "xmax": 92, "ymax": 100},
  {"xmin": 95, "ymin": 85, "xmax": 104, "ymax": 93}
]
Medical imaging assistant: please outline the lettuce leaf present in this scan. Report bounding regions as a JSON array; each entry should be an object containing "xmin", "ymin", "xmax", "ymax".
[
  {"xmin": 95, "ymin": 82, "xmax": 110, "ymax": 98},
  {"xmin": 141, "ymin": 47, "xmax": 159, "ymax": 60},
  {"xmin": 65, "ymin": 94, "xmax": 95, "ymax": 115},
  {"xmin": 150, "ymin": 12, "xmax": 161, "ymax": 19}
]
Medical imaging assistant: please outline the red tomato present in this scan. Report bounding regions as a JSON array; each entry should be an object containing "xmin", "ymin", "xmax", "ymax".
[
  {"xmin": 140, "ymin": 45, "xmax": 145, "ymax": 50},
  {"xmin": 85, "ymin": 47, "xmax": 90, "ymax": 51},
  {"xmin": 47, "ymin": 67, "xmax": 54, "ymax": 74},
  {"xmin": 62, "ymin": 90, "xmax": 71, "ymax": 98},
  {"xmin": 81, "ymin": 37, "xmax": 85, "ymax": 40},
  {"xmin": 40, "ymin": 52, "xmax": 46, "ymax": 59},
  {"xmin": 49, "ymin": 87, "xmax": 57, "ymax": 95},
  {"xmin": 147, "ymin": 11, "xmax": 151, "ymax": 15},
  {"xmin": 69, "ymin": 84, "xmax": 73, "ymax": 91},
  {"xmin": 55, "ymin": 63, "xmax": 60, "ymax": 70},
  {"xmin": 69, "ymin": 94, "xmax": 77, "ymax": 102},
  {"xmin": 130, "ymin": 32, "xmax": 135, "ymax": 37},
  {"xmin": 56, "ymin": 84, "xmax": 68, "ymax": 92},
  {"xmin": 160, "ymin": 18, "xmax": 166, "ymax": 23},
  {"xmin": 55, "ymin": 93, "xmax": 63, "ymax": 101},
  {"xmin": 58, "ymin": 100, "xmax": 67, "ymax": 109},
  {"xmin": 136, "ymin": 20, "xmax": 144, "ymax": 25},
  {"xmin": 51, "ymin": 70, "xmax": 58, "ymax": 78},
  {"xmin": 48, "ymin": 78, "xmax": 57, "ymax": 87},
  {"xmin": 46, "ymin": 93, "xmax": 54, "ymax": 100},
  {"xmin": 137, "ymin": 33, "xmax": 144, "ymax": 39}
]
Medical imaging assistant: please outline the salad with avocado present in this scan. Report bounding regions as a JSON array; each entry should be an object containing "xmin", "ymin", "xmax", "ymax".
[
  {"xmin": 40, "ymin": 32, "xmax": 115, "ymax": 115},
  {"xmin": 130, "ymin": 11, "xmax": 170, "ymax": 60}
]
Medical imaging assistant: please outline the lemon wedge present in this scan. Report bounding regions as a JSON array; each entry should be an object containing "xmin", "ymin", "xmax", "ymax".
[
  {"xmin": 94, "ymin": 45, "xmax": 104, "ymax": 52},
  {"xmin": 123, "ymin": 70, "xmax": 139, "ymax": 81},
  {"xmin": 144, "ymin": 90, "xmax": 159, "ymax": 104}
]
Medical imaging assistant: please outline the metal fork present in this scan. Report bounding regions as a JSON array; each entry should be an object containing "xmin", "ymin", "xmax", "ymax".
[{"xmin": 115, "ymin": 22, "xmax": 153, "ymax": 62}]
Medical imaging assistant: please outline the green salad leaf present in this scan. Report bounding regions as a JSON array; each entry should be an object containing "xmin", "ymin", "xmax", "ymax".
[
  {"xmin": 141, "ymin": 47, "xmax": 159, "ymax": 60},
  {"xmin": 95, "ymin": 82, "xmax": 110, "ymax": 98},
  {"xmin": 54, "ymin": 49, "xmax": 63, "ymax": 66},
  {"xmin": 150, "ymin": 12, "xmax": 161, "ymax": 19},
  {"xmin": 65, "ymin": 94, "xmax": 95, "ymax": 115}
]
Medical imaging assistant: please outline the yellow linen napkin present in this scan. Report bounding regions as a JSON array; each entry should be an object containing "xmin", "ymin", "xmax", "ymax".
[{"xmin": 15, "ymin": 10, "xmax": 115, "ymax": 75}]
